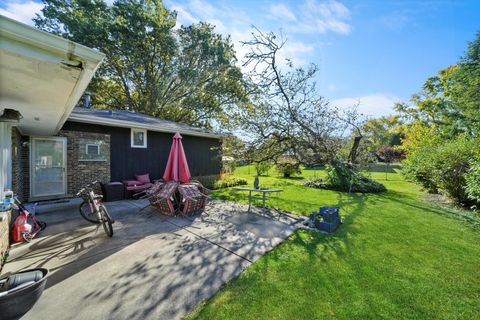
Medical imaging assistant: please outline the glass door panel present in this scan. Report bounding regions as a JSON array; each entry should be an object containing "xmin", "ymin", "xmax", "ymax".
[{"xmin": 31, "ymin": 137, "xmax": 66, "ymax": 197}]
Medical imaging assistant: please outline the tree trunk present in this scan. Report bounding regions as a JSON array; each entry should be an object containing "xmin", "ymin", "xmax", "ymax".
[{"xmin": 348, "ymin": 136, "xmax": 362, "ymax": 164}]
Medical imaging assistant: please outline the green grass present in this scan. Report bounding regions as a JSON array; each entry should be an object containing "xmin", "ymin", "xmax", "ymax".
[{"xmin": 187, "ymin": 165, "xmax": 480, "ymax": 319}]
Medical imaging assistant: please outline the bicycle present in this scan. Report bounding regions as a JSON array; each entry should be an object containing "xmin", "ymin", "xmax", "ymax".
[
  {"xmin": 76, "ymin": 181, "xmax": 113, "ymax": 237},
  {"xmin": 11, "ymin": 197, "xmax": 46, "ymax": 243}
]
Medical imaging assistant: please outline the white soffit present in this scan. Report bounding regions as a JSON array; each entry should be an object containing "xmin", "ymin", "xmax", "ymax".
[{"xmin": 0, "ymin": 15, "xmax": 104, "ymax": 135}]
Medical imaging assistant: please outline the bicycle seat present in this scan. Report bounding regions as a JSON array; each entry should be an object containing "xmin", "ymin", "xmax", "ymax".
[{"xmin": 93, "ymin": 195, "xmax": 103, "ymax": 200}]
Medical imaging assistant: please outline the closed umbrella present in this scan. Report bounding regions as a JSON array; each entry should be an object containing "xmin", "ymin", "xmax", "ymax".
[{"xmin": 163, "ymin": 132, "xmax": 191, "ymax": 183}]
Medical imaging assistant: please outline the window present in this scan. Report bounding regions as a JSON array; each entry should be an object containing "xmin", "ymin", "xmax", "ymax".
[
  {"xmin": 78, "ymin": 138, "xmax": 107, "ymax": 161},
  {"xmin": 86, "ymin": 144, "xmax": 100, "ymax": 155},
  {"xmin": 131, "ymin": 128, "xmax": 147, "ymax": 148}
]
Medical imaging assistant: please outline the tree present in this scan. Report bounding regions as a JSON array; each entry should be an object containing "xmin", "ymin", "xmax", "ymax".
[
  {"xmin": 377, "ymin": 145, "xmax": 404, "ymax": 180},
  {"xmin": 238, "ymin": 28, "xmax": 356, "ymax": 166},
  {"xmin": 361, "ymin": 116, "xmax": 404, "ymax": 152},
  {"xmin": 275, "ymin": 156, "xmax": 301, "ymax": 178},
  {"xmin": 395, "ymin": 31, "xmax": 480, "ymax": 137},
  {"xmin": 35, "ymin": 0, "xmax": 248, "ymax": 129}
]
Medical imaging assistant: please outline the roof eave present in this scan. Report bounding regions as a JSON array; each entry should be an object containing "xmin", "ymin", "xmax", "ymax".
[
  {"xmin": 67, "ymin": 113, "xmax": 223, "ymax": 139},
  {"xmin": 0, "ymin": 15, "xmax": 105, "ymax": 64}
]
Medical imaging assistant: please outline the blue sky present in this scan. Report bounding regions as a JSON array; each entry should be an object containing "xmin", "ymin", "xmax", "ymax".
[{"xmin": 2, "ymin": 0, "xmax": 479, "ymax": 118}]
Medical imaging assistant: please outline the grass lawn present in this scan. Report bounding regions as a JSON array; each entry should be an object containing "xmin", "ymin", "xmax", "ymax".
[{"xmin": 187, "ymin": 165, "xmax": 480, "ymax": 319}]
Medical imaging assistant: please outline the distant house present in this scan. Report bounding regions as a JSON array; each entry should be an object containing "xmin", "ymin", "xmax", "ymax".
[{"xmin": 0, "ymin": 16, "xmax": 221, "ymax": 202}]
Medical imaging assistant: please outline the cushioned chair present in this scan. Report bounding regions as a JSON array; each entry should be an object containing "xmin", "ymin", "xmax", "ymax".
[{"xmin": 123, "ymin": 173, "xmax": 153, "ymax": 198}]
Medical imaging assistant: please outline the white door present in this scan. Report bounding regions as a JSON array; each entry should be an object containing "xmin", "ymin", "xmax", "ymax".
[{"xmin": 31, "ymin": 137, "xmax": 67, "ymax": 198}]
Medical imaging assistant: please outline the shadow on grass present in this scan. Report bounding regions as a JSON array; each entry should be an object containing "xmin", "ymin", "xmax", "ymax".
[
  {"xmin": 303, "ymin": 165, "xmax": 326, "ymax": 171},
  {"xmin": 381, "ymin": 190, "xmax": 480, "ymax": 228},
  {"xmin": 271, "ymin": 191, "xmax": 372, "ymax": 264},
  {"xmin": 278, "ymin": 176, "xmax": 304, "ymax": 180}
]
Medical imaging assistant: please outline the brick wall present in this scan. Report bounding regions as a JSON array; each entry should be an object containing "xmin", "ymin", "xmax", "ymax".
[
  {"xmin": 11, "ymin": 129, "xmax": 111, "ymax": 201},
  {"xmin": 58, "ymin": 130, "xmax": 111, "ymax": 196},
  {"xmin": 11, "ymin": 127, "xmax": 29, "ymax": 201},
  {"xmin": 0, "ymin": 210, "xmax": 11, "ymax": 270}
]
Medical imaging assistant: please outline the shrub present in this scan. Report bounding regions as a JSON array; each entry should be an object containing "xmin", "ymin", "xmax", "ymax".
[
  {"xmin": 429, "ymin": 136, "xmax": 474, "ymax": 204},
  {"xmin": 222, "ymin": 160, "xmax": 236, "ymax": 174},
  {"xmin": 466, "ymin": 162, "xmax": 480, "ymax": 203},
  {"xmin": 402, "ymin": 133, "xmax": 480, "ymax": 204},
  {"xmin": 254, "ymin": 162, "xmax": 272, "ymax": 176},
  {"xmin": 353, "ymin": 175, "xmax": 387, "ymax": 193},
  {"xmin": 303, "ymin": 178, "xmax": 327, "ymax": 189},
  {"xmin": 402, "ymin": 145, "xmax": 439, "ymax": 193},
  {"xmin": 377, "ymin": 145, "xmax": 405, "ymax": 162},
  {"xmin": 400, "ymin": 123, "xmax": 440, "ymax": 193},
  {"xmin": 275, "ymin": 157, "xmax": 302, "ymax": 178},
  {"xmin": 325, "ymin": 162, "xmax": 354, "ymax": 191},
  {"xmin": 212, "ymin": 177, "xmax": 248, "ymax": 189},
  {"xmin": 305, "ymin": 162, "xmax": 386, "ymax": 193}
]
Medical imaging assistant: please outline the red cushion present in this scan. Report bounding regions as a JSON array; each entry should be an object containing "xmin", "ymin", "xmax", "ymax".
[
  {"xmin": 135, "ymin": 174, "xmax": 150, "ymax": 184},
  {"xmin": 126, "ymin": 180, "xmax": 142, "ymax": 186}
]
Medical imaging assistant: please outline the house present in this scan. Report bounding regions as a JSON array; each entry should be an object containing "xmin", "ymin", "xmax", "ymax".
[
  {"xmin": 1, "ymin": 15, "xmax": 222, "ymax": 203},
  {"xmin": 12, "ymin": 106, "xmax": 222, "ymax": 201},
  {"xmin": 0, "ymin": 15, "xmax": 104, "ymax": 202}
]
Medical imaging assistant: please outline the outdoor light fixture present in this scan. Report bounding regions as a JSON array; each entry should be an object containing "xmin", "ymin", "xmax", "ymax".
[{"xmin": 0, "ymin": 108, "xmax": 22, "ymax": 122}]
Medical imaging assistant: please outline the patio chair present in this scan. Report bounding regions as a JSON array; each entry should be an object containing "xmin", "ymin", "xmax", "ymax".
[
  {"xmin": 123, "ymin": 174, "xmax": 154, "ymax": 199},
  {"xmin": 148, "ymin": 181, "xmax": 179, "ymax": 216},
  {"xmin": 178, "ymin": 182, "xmax": 208, "ymax": 217}
]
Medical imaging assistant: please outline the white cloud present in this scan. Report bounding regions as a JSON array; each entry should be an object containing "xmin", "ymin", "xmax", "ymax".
[
  {"xmin": 189, "ymin": 0, "xmax": 217, "ymax": 19},
  {"xmin": 171, "ymin": 5, "xmax": 198, "ymax": 28},
  {"xmin": 270, "ymin": 3, "xmax": 296, "ymax": 22},
  {"xmin": 167, "ymin": 0, "xmax": 317, "ymax": 69},
  {"xmin": 332, "ymin": 94, "xmax": 400, "ymax": 118},
  {"xmin": 277, "ymin": 40, "xmax": 315, "ymax": 67},
  {"xmin": 0, "ymin": 0, "xmax": 43, "ymax": 26},
  {"xmin": 291, "ymin": 0, "xmax": 352, "ymax": 35}
]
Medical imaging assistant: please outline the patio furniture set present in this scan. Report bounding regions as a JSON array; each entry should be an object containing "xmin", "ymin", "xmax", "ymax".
[
  {"xmin": 100, "ymin": 133, "xmax": 209, "ymax": 217},
  {"xmin": 98, "ymin": 133, "xmax": 286, "ymax": 218}
]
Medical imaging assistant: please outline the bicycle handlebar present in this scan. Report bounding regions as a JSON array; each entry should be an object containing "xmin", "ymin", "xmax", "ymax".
[{"xmin": 76, "ymin": 181, "xmax": 100, "ymax": 196}]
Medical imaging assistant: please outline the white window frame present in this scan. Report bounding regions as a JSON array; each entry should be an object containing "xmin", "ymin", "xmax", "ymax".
[
  {"xmin": 30, "ymin": 136, "xmax": 67, "ymax": 198},
  {"xmin": 131, "ymin": 128, "xmax": 147, "ymax": 148},
  {"xmin": 85, "ymin": 143, "xmax": 100, "ymax": 155}
]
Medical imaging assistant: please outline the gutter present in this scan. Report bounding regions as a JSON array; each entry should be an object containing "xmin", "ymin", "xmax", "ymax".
[{"xmin": 0, "ymin": 15, "xmax": 105, "ymax": 64}]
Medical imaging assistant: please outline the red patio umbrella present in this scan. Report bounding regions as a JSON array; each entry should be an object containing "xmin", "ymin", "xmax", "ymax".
[{"xmin": 163, "ymin": 132, "xmax": 191, "ymax": 183}]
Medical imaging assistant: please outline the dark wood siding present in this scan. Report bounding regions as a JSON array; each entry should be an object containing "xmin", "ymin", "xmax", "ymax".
[{"xmin": 61, "ymin": 121, "xmax": 221, "ymax": 182}]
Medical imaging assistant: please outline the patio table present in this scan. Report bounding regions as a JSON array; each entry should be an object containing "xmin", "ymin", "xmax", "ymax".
[{"xmin": 232, "ymin": 187, "xmax": 283, "ymax": 213}]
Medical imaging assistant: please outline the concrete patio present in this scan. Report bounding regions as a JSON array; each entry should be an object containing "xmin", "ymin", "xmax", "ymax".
[{"xmin": 1, "ymin": 199, "xmax": 302, "ymax": 320}]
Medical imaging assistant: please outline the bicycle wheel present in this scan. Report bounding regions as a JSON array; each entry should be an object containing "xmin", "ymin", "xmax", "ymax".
[
  {"xmin": 79, "ymin": 200, "xmax": 100, "ymax": 224},
  {"xmin": 22, "ymin": 232, "xmax": 32, "ymax": 243},
  {"xmin": 99, "ymin": 205, "xmax": 113, "ymax": 237}
]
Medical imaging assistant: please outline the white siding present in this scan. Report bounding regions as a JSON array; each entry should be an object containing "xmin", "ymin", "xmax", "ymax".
[{"xmin": 0, "ymin": 122, "xmax": 12, "ymax": 199}]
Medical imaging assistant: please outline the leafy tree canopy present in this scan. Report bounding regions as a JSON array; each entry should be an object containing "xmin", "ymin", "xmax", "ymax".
[
  {"xmin": 361, "ymin": 116, "xmax": 404, "ymax": 151},
  {"xmin": 35, "ymin": 0, "xmax": 249, "ymax": 129},
  {"xmin": 395, "ymin": 31, "xmax": 480, "ymax": 137}
]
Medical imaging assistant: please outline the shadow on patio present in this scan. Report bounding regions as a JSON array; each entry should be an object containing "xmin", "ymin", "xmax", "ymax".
[{"xmin": 2, "ymin": 199, "xmax": 299, "ymax": 320}]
